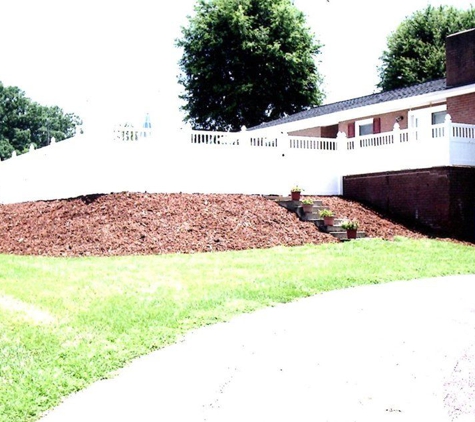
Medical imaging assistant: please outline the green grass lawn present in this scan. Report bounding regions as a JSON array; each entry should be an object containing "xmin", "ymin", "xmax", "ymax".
[{"xmin": 1, "ymin": 237, "xmax": 475, "ymax": 422}]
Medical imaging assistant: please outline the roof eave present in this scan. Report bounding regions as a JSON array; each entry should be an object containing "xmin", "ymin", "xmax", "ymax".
[{"xmin": 253, "ymin": 82, "xmax": 475, "ymax": 134}]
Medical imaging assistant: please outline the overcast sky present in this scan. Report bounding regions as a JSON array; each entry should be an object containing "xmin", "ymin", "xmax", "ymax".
[{"xmin": 1, "ymin": 0, "xmax": 474, "ymax": 133}]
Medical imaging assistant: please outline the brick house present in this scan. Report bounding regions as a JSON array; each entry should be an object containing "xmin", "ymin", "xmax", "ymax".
[
  {"xmin": 252, "ymin": 29, "xmax": 475, "ymax": 143},
  {"xmin": 249, "ymin": 29, "xmax": 475, "ymax": 241}
]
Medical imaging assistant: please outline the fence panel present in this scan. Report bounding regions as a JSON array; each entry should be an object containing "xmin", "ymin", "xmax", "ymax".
[{"xmin": 1, "ymin": 120, "xmax": 475, "ymax": 204}]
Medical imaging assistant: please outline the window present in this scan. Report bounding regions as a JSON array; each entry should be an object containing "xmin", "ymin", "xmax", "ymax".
[
  {"xmin": 359, "ymin": 123, "xmax": 373, "ymax": 136},
  {"xmin": 356, "ymin": 118, "xmax": 373, "ymax": 136},
  {"xmin": 432, "ymin": 111, "xmax": 447, "ymax": 125},
  {"xmin": 355, "ymin": 118, "xmax": 381, "ymax": 136}
]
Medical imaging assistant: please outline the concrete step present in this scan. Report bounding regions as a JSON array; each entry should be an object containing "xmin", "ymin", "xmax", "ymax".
[
  {"xmin": 266, "ymin": 195, "xmax": 369, "ymax": 242},
  {"xmin": 329, "ymin": 230, "xmax": 367, "ymax": 241},
  {"xmin": 300, "ymin": 213, "xmax": 320, "ymax": 222},
  {"xmin": 284, "ymin": 201, "xmax": 323, "ymax": 214},
  {"xmin": 273, "ymin": 198, "xmax": 324, "ymax": 212},
  {"xmin": 300, "ymin": 206, "xmax": 326, "ymax": 216},
  {"xmin": 314, "ymin": 219, "xmax": 345, "ymax": 229}
]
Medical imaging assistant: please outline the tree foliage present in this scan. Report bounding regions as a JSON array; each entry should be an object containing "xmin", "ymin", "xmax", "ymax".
[
  {"xmin": 177, "ymin": 0, "xmax": 324, "ymax": 131},
  {"xmin": 0, "ymin": 82, "xmax": 82, "ymax": 160},
  {"xmin": 378, "ymin": 5, "xmax": 475, "ymax": 91}
]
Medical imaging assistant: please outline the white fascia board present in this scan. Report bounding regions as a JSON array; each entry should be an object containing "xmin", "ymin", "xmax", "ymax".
[{"xmin": 263, "ymin": 83, "xmax": 475, "ymax": 134}]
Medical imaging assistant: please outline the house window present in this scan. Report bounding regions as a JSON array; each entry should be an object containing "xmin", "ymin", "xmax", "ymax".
[
  {"xmin": 359, "ymin": 123, "xmax": 373, "ymax": 136},
  {"xmin": 356, "ymin": 118, "xmax": 373, "ymax": 136},
  {"xmin": 432, "ymin": 111, "xmax": 447, "ymax": 125},
  {"xmin": 355, "ymin": 118, "xmax": 381, "ymax": 136}
]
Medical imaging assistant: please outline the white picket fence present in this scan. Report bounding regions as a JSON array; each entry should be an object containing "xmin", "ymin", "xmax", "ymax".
[{"xmin": 1, "ymin": 115, "xmax": 475, "ymax": 204}]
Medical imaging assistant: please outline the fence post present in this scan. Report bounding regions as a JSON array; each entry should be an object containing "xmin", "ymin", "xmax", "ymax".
[
  {"xmin": 445, "ymin": 113, "xmax": 453, "ymax": 138},
  {"xmin": 239, "ymin": 125, "xmax": 248, "ymax": 148},
  {"xmin": 336, "ymin": 131, "xmax": 347, "ymax": 194},
  {"xmin": 445, "ymin": 113, "xmax": 453, "ymax": 165},
  {"xmin": 393, "ymin": 122, "xmax": 400, "ymax": 141},
  {"xmin": 392, "ymin": 121, "xmax": 407, "ymax": 169}
]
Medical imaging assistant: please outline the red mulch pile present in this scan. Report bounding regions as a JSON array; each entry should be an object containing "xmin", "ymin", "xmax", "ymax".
[{"xmin": 0, "ymin": 192, "xmax": 428, "ymax": 257}]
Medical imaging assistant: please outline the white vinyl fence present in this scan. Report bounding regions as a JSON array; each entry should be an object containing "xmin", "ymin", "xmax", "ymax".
[{"xmin": 1, "ymin": 115, "xmax": 475, "ymax": 204}]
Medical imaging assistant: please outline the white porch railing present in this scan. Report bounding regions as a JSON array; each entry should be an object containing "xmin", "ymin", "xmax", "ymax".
[
  {"xmin": 288, "ymin": 135, "xmax": 338, "ymax": 150},
  {"xmin": 190, "ymin": 130, "xmax": 239, "ymax": 146},
  {"xmin": 1, "ymin": 114, "xmax": 474, "ymax": 204}
]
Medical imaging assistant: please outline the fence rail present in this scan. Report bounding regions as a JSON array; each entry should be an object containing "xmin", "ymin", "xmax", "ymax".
[
  {"xmin": 289, "ymin": 136, "xmax": 337, "ymax": 150},
  {"xmin": 451, "ymin": 122, "xmax": 475, "ymax": 140},
  {"xmin": 190, "ymin": 131, "xmax": 238, "ymax": 145}
]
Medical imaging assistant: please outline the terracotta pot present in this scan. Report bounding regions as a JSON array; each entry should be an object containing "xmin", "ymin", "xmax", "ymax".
[
  {"xmin": 302, "ymin": 204, "xmax": 313, "ymax": 213},
  {"xmin": 291, "ymin": 191, "xmax": 301, "ymax": 201},
  {"xmin": 323, "ymin": 216, "xmax": 335, "ymax": 226},
  {"xmin": 346, "ymin": 229, "xmax": 357, "ymax": 239}
]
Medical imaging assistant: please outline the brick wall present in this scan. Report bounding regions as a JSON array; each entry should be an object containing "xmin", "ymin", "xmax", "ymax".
[
  {"xmin": 446, "ymin": 29, "xmax": 475, "ymax": 88},
  {"xmin": 449, "ymin": 169, "xmax": 475, "ymax": 241},
  {"xmin": 343, "ymin": 167, "xmax": 475, "ymax": 241},
  {"xmin": 320, "ymin": 124, "xmax": 339, "ymax": 138},
  {"xmin": 447, "ymin": 93, "xmax": 475, "ymax": 124},
  {"xmin": 289, "ymin": 125, "xmax": 339, "ymax": 138},
  {"xmin": 338, "ymin": 110, "xmax": 408, "ymax": 135},
  {"xmin": 289, "ymin": 127, "xmax": 321, "ymax": 137}
]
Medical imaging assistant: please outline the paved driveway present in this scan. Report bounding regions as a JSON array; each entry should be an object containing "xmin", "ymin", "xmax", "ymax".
[{"xmin": 40, "ymin": 275, "xmax": 475, "ymax": 422}]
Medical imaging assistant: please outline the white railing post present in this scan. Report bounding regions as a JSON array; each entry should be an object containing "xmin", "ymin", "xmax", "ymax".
[
  {"xmin": 338, "ymin": 130, "xmax": 352, "ymax": 151},
  {"xmin": 445, "ymin": 114, "xmax": 453, "ymax": 165},
  {"xmin": 337, "ymin": 131, "xmax": 347, "ymax": 193},
  {"xmin": 337, "ymin": 130, "xmax": 347, "ymax": 145},
  {"xmin": 277, "ymin": 131, "xmax": 289, "ymax": 158},
  {"xmin": 392, "ymin": 121, "xmax": 408, "ymax": 168},
  {"xmin": 445, "ymin": 113, "xmax": 453, "ymax": 139},
  {"xmin": 393, "ymin": 122, "xmax": 400, "ymax": 142},
  {"xmin": 238, "ymin": 125, "xmax": 249, "ymax": 149}
]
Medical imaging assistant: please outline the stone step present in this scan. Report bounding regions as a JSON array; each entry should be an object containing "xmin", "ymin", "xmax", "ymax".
[
  {"xmin": 266, "ymin": 195, "xmax": 368, "ymax": 242},
  {"xmin": 314, "ymin": 219, "xmax": 345, "ymax": 229},
  {"xmin": 300, "ymin": 213, "xmax": 320, "ymax": 222},
  {"xmin": 300, "ymin": 207, "xmax": 326, "ymax": 217},
  {"xmin": 328, "ymin": 230, "xmax": 367, "ymax": 241},
  {"xmin": 279, "ymin": 200, "xmax": 324, "ymax": 212}
]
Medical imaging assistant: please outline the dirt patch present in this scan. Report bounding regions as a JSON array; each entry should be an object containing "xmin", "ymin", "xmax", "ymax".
[{"xmin": 0, "ymin": 193, "xmax": 428, "ymax": 257}]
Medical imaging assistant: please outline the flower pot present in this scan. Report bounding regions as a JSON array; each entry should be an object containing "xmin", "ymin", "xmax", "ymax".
[
  {"xmin": 346, "ymin": 229, "xmax": 357, "ymax": 239},
  {"xmin": 302, "ymin": 204, "xmax": 313, "ymax": 213},
  {"xmin": 323, "ymin": 216, "xmax": 335, "ymax": 226},
  {"xmin": 291, "ymin": 191, "xmax": 301, "ymax": 201}
]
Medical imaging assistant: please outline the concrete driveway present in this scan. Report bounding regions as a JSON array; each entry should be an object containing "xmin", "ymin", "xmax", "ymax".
[{"xmin": 40, "ymin": 275, "xmax": 475, "ymax": 422}]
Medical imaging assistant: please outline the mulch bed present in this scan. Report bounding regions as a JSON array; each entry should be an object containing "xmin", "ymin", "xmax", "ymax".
[{"xmin": 0, "ymin": 192, "xmax": 429, "ymax": 257}]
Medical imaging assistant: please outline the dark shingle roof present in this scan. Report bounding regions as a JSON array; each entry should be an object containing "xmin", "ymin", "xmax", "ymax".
[{"xmin": 250, "ymin": 79, "xmax": 447, "ymax": 130}]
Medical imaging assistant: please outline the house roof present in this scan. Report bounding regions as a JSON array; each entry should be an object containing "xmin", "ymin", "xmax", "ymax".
[{"xmin": 250, "ymin": 79, "xmax": 447, "ymax": 131}]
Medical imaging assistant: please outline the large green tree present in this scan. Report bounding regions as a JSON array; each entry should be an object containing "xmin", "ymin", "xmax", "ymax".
[
  {"xmin": 0, "ymin": 82, "xmax": 82, "ymax": 160},
  {"xmin": 378, "ymin": 5, "xmax": 475, "ymax": 92},
  {"xmin": 177, "ymin": 0, "xmax": 324, "ymax": 131}
]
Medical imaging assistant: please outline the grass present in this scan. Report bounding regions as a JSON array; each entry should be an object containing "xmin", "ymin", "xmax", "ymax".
[{"xmin": 1, "ymin": 237, "xmax": 475, "ymax": 422}]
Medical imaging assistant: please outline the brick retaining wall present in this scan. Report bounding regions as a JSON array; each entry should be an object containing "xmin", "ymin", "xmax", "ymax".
[{"xmin": 343, "ymin": 167, "xmax": 475, "ymax": 242}]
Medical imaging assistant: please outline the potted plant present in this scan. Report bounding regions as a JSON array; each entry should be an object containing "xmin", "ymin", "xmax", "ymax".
[
  {"xmin": 301, "ymin": 198, "xmax": 314, "ymax": 213},
  {"xmin": 290, "ymin": 185, "xmax": 303, "ymax": 201},
  {"xmin": 319, "ymin": 209, "xmax": 335, "ymax": 226},
  {"xmin": 341, "ymin": 220, "xmax": 359, "ymax": 239}
]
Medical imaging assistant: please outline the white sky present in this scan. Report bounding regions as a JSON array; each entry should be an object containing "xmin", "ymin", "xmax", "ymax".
[{"xmin": 0, "ymin": 0, "xmax": 474, "ymax": 133}]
